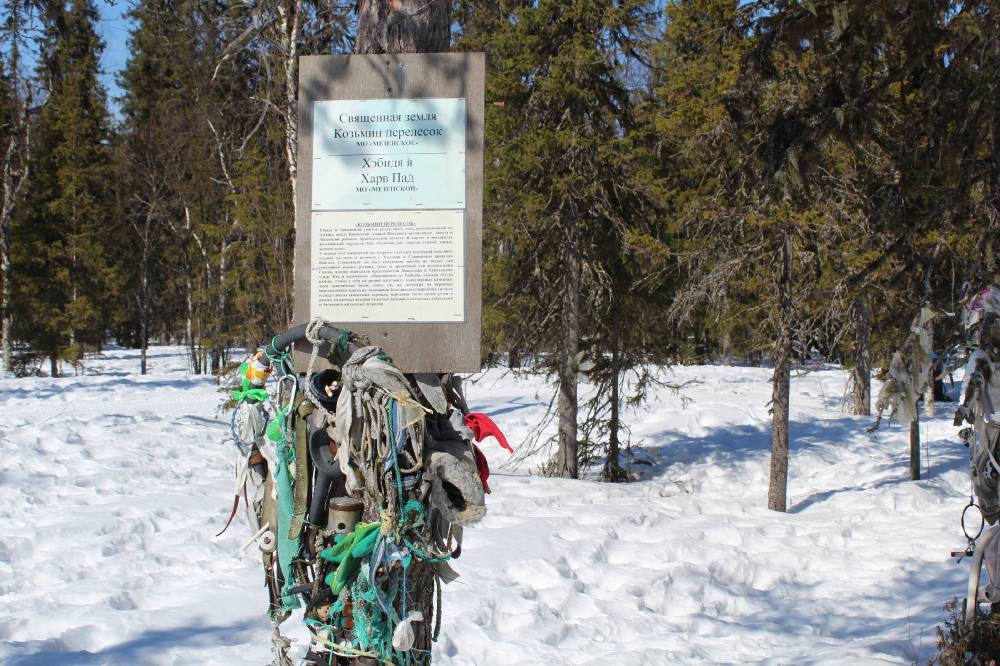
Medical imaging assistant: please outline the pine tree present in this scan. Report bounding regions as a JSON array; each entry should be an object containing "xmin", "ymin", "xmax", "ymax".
[{"xmin": 659, "ymin": 0, "xmax": 849, "ymax": 511}]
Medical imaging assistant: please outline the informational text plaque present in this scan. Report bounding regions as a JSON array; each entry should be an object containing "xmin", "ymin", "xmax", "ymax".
[
  {"xmin": 310, "ymin": 209, "xmax": 464, "ymax": 323},
  {"xmin": 312, "ymin": 98, "xmax": 466, "ymax": 211},
  {"xmin": 295, "ymin": 53, "xmax": 484, "ymax": 372}
]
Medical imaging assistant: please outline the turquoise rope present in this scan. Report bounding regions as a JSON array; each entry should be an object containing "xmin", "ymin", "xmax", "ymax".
[
  {"xmin": 275, "ymin": 434, "xmax": 301, "ymax": 610},
  {"xmin": 336, "ymin": 329, "xmax": 351, "ymax": 354},
  {"xmin": 304, "ymin": 395, "xmax": 450, "ymax": 663}
]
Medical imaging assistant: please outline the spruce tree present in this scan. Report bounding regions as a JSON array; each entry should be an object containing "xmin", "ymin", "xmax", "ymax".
[
  {"xmin": 0, "ymin": 0, "xmax": 36, "ymax": 373},
  {"xmin": 660, "ymin": 0, "xmax": 1000, "ymax": 507},
  {"xmin": 15, "ymin": 0, "xmax": 112, "ymax": 375},
  {"xmin": 118, "ymin": 0, "xmax": 211, "ymax": 373},
  {"xmin": 460, "ymin": 0, "xmax": 662, "ymax": 479}
]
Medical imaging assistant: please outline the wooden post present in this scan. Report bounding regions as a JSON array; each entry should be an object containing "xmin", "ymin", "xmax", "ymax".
[
  {"xmin": 910, "ymin": 414, "xmax": 921, "ymax": 480},
  {"xmin": 291, "ymin": 3, "xmax": 478, "ymax": 656}
]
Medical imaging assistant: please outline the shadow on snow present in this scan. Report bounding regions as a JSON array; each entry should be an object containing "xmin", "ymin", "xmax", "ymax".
[
  {"xmin": 638, "ymin": 410, "xmax": 967, "ymax": 483},
  {"xmin": 1, "ymin": 618, "xmax": 263, "ymax": 665}
]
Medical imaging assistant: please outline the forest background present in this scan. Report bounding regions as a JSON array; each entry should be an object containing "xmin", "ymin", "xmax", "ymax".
[{"xmin": 1, "ymin": 0, "xmax": 998, "ymax": 509}]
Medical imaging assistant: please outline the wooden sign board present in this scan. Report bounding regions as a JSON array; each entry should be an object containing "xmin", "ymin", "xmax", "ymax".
[{"xmin": 294, "ymin": 53, "xmax": 484, "ymax": 373}]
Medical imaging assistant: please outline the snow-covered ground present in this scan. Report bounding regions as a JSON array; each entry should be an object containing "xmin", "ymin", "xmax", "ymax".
[{"xmin": 0, "ymin": 347, "xmax": 972, "ymax": 664}]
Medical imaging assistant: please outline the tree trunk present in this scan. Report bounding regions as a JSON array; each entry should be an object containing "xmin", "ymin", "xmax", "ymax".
[
  {"xmin": 1, "ymin": 181, "xmax": 14, "ymax": 373},
  {"xmin": 187, "ymin": 270, "xmax": 199, "ymax": 374},
  {"xmin": 721, "ymin": 330, "xmax": 733, "ymax": 366},
  {"xmin": 278, "ymin": 0, "xmax": 302, "ymax": 295},
  {"xmin": 139, "ymin": 214, "xmax": 151, "ymax": 376},
  {"xmin": 355, "ymin": 0, "xmax": 451, "ymax": 54},
  {"xmin": 140, "ymin": 253, "xmax": 148, "ymax": 376},
  {"xmin": 921, "ymin": 259, "xmax": 936, "ymax": 417},
  {"xmin": 554, "ymin": 240, "xmax": 581, "ymax": 479},
  {"xmin": 0, "ymin": 248, "xmax": 11, "ymax": 374},
  {"xmin": 69, "ymin": 205, "xmax": 78, "ymax": 348},
  {"xmin": 923, "ymin": 318, "xmax": 934, "ymax": 417},
  {"xmin": 181, "ymin": 206, "xmax": 201, "ymax": 374},
  {"xmin": 212, "ymin": 239, "xmax": 228, "ymax": 374},
  {"xmin": 910, "ymin": 415, "xmax": 921, "ymax": 480},
  {"xmin": 850, "ymin": 294, "xmax": 871, "ymax": 416},
  {"xmin": 1, "ymin": 139, "xmax": 19, "ymax": 373},
  {"xmin": 2, "ymin": 21, "xmax": 31, "ymax": 375},
  {"xmin": 140, "ymin": 250, "xmax": 148, "ymax": 375},
  {"xmin": 352, "ymin": 2, "xmax": 451, "ymax": 653},
  {"xmin": 277, "ymin": 1, "xmax": 301, "ymax": 200},
  {"xmin": 603, "ymin": 334, "xmax": 626, "ymax": 481},
  {"xmin": 768, "ymin": 235, "xmax": 793, "ymax": 512}
]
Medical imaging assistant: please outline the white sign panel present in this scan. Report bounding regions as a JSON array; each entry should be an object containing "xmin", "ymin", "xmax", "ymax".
[
  {"xmin": 312, "ymin": 98, "xmax": 466, "ymax": 211},
  {"xmin": 311, "ymin": 209, "xmax": 465, "ymax": 323}
]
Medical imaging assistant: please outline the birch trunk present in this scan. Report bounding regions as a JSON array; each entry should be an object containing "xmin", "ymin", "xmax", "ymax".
[
  {"xmin": 277, "ymin": 1, "xmax": 302, "ymax": 291},
  {"xmin": 277, "ymin": 1, "xmax": 301, "ymax": 197}
]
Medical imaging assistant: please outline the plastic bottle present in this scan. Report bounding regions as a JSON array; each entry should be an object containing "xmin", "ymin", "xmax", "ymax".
[{"xmin": 245, "ymin": 351, "xmax": 272, "ymax": 387}]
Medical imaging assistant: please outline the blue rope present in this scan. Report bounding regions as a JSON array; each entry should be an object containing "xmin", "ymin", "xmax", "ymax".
[
  {"xmin": 368, "ymin": 535, "xmax": 395, "ymax": 618},
  {"xmin": 402, "ymin": 556, "xmax": 408, "ymax": 617},
  {"xmin": 312, "ymin": 398, "xmax": 436, "ymax": 662}
]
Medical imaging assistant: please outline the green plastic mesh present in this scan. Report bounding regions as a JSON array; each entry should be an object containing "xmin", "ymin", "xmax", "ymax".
[
  {"xmin": 275, "ymin": 436, "xmax": 301, "ymax": 611},
  {"xmin": 351, "ymin": 562, "xmax": 404, "ymax": 664}
]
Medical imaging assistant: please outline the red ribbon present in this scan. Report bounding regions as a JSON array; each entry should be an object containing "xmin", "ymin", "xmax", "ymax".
[{"xmin": 465, "ymin": 413, "xmax": 513, "ymax": 494}]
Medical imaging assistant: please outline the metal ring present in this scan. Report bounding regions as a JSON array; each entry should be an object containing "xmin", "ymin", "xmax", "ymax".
[{"xmin": 963, "ymin": 501, "xmax": 986, "ymax": 542}]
